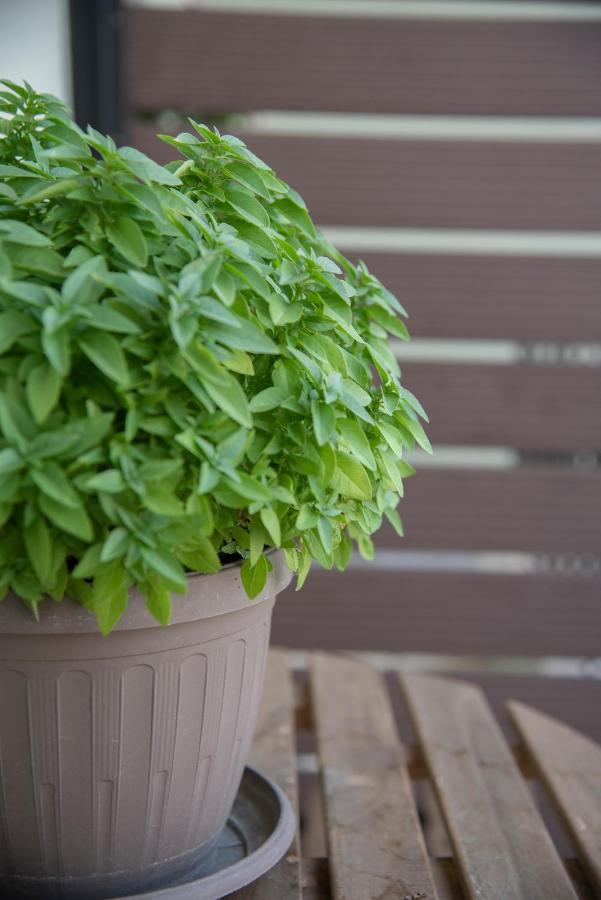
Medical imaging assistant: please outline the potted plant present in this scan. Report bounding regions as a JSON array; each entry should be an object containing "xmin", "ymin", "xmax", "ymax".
[{"xmin": 0, "ymin": 81, "xmax": 430, "ymax": 898}]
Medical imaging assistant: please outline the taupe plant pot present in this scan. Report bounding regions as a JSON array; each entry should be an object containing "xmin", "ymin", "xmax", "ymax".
[{"xmin": 0, "ymin": 552, "xmax": 291, "ymax": 900}]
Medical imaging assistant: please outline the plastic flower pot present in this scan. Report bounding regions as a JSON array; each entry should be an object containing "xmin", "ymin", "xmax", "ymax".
[{"xmin": 0, "ymin": 553, "xmax": 291, "ymax": 900}]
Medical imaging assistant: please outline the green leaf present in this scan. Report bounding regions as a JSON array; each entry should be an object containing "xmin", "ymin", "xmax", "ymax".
[
  {"xmin": 176, "ymin": 535, "xmax": 220, "ymax": 574},
  {"xmin": 0, "ymin": 219, "xmax": 51, "ymax": 246},
  {"xmin": 23, "ymin": 517, "xmax": 53, "ymax": 584},
  {"xmin": 20, "ymin": 176, "xmax": 81, "ymax": 204},
  {"xmin": 100, "ymin": 527, "xmax": 130, "ymax": 562},
  {"xmin": 260, "ymin": 507, "xmax": 281, "ymax": 547},
  {"xmin": 295, "ymin": 547, "xmax": 312, "ymax": 591},
  {"xmin": 42, "ymin": 325, "xmax": 71, "ymax": 376},
  {"xmin": 62, "ymin": 255, "xmax": 107, "ymax": 305},
  {"xmin": 250, "ymin": 387, "xmax": 285, "ymax": 413},
  {"xmin": 106, "ymin": 217, "xmax": 148, "ymax": 267},
  {"xmin": 224, "ymin": 162, "xmax": 271, "ymax": 200},
  {"xmin": 0, "ymin": 447, "xmax": 23, "ymax": 476},
  {"xmin": 378, "ymin": 420, "xmax": 404, "ymax": 457},
  {"xmin": 204, "ymin": 320, "xmax": 279, "ymax": 355},
  {"xmin": 80, "ymin": 330, "xmax": 129, "ymax": 385},
  {"xmin": 322, "ymin": 296, "xmax": 363, "ymax": 342},
  {"xmin": 317, "ymin": 516, "xmax": 333, "ymax": 555},
  {"xmin": 369, "ymin": 306, "xmax": 410, "ymax": 339},
  {"xmin": 384, "ymin": 507, "xmax": 404, "ymax": 537},
  {"xmin": 26, "ymin": 363, "xmax": 62, "ymax": 424},
  {"xmin": 204, "ymin": 375, "xmax": 251, "ymax": 427},
  {"xmin": 311, "ymin": 399, "xmax": 335, "ymax": 447},
  {"xmin": 223, "ymin": 348, "xmax": 254, "ymax": 375},
  {"xmin": 337, "ymin": 418, "xmax": 376, "ymax": 470},
  {"xmin": 31, "ymin": 463, "xmax": 81, "ymax": 509},
  {"xmin": 213, "ymin": 270, "xmax": 236, "ymax": 306},
  {"xmin": 186, "ymin": 345, "xmax": 251, "ymax": 427},
  {"xmin": 144, "ymin": 576, "xmax": 172, "ymax": 625},
  {"xmin": 140, "ymin": 546, "xmax": 187, "ymax": 592},
  {"xmin": 93, "ymin": 561, "xmax": 128, "ymax": 635},
  {"xmin": 84, "ymin": 469, "xmax": 125, "ymax": 493},
  {"xmin": 235, "ymin": 222, "xmax": 278, "ymax": 259},
  {"xmin": 332, "ymin": 451, "xmax": 372, "ymax": 501},
  {"xmin": 241, "ymin": 554, "xmax": 270, "ymax": 599},
  {"xmin": 268, "ymin": 294, "xmax": 303, "ymax": 326},
  {"xmin": 38, "ymin": 493, "xmax": 93, "ymax": 541},
  {"xmin": 249, "ymin": 525, "xmax": 264, "ymax": 567},
  {"xmin": 72, "ymin": 543, "xmax": 105, "ymax": 578},
  {"xmin": 118, "ymin": 146, "xmax": 181, "ymax": 185},
  {"xmin": 378, "ymin": 449, "xmax": 405, "ymax": 494},
  {"xmin": 143, "ymin": 485, "xmax": 184, "ymax": 517},
  {"xmin": 400, "ymin": 386, "xmax": 429, "ymax": 422},
  {"xmin": 226, "ymin": 188, "xmax": 270, "ymax": 228},
  {"xmin": 0, "ymin": 310, "xmax": 35, "ymax": 354},
  {"xmin": 399, "ymin": 414, "xmax": 432, "ymax": 454},
  {"xmin": 10, "ymin": 244, "xmax": 63, "ymax": 278}
]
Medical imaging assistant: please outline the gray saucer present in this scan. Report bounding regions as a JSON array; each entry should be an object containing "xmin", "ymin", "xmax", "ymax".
[{"xmin": 120, "ymin": 768, "xmax": 296, "ymax": 900}]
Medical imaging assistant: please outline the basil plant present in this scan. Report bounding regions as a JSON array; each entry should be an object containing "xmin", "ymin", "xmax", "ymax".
[{"xmin": 0, "ymin": 81, "xmax": 430, "ymax": 633}]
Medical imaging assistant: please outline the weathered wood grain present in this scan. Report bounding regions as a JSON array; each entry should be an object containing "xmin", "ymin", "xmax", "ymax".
[
  {"xmin": 401, "ymin": 674, "xmax": 578, "ymax": 900},
  {"xmin": 310, "ymin": 653, "xmax": 437, "ymax": 900},
  {"xmin": 508, "ymin": 701, "xmax": 601, "ymax": 895},
  {"xmin": 233, "ymin": 650, "xmax": 301, "ymax": 899}
]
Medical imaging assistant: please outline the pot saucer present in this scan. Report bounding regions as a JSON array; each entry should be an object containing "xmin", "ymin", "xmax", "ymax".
[{"xmin": 119, "ymin": 767, "xmax": 296, "ymax": 900}]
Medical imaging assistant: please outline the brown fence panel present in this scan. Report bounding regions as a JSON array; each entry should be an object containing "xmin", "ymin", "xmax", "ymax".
[
  {"xmin": 128, "ymin": 127, "xmax": 601, "ymax": 230},
  {"xmin": 377, "ymin": 468, "xmax": 601, "ymax": 554},
  {"xmin": 273, "ymin": 570, "xmax": 601, "ymax": 655},
  {"xmin": 351, "ymin": 254, "xmax": 601, "ymax": 343},
  {"xmin": 402, "ymin": 363, "xmax": 601, "ymax": 451},
  {"xmin": 126, "ymin": 10, "xmax": 601, "ymax": 116}
]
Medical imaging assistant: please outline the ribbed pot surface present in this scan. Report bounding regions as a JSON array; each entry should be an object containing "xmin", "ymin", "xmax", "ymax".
[{"xmin": 0, "ymin": 553, "xmax": 291, "ymax": 899}]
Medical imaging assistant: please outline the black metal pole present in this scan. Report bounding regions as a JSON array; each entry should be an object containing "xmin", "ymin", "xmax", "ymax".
[{"xmin": 69, "ymin": 0, "xmax": 124, "ymax": 142}]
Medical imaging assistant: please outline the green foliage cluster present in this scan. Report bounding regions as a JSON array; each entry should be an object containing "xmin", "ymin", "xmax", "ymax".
[{"xmin": 0, "ymin": 81, "xmax": 429, "ymax": 633}]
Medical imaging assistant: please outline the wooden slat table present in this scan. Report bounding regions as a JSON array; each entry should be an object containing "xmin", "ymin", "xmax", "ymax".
[{"xmin": 233, "ymin": 650, "xmax": 601, "ymax": 900}]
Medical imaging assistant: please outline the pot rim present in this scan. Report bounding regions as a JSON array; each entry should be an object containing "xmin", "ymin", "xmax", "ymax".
[{"xmin": 0, "ymin": 550, "xmax": 292, "ymax": 635}]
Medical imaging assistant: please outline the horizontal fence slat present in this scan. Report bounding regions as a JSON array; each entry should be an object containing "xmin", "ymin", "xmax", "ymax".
[
  {"xmin": 378, "ymin": 468, "xmax": 601, "ymax": 553},
  {"xmin": 402, "ymin": 363, "xmax": 601, "ymax": 452},
  {"xmin": 351, "ymin": 254, "xmax": 601, "ymax": 342},
  {"xmin": 126, "ymin": 10, "xmax": 601, "ymax": 116},
  {"xmin": 273, "ymin": 570, "xmax": 601, "ymax": 656},
  {"xmin": 128, "ymin": 128, "xmax": 601, "ymax": 231}
]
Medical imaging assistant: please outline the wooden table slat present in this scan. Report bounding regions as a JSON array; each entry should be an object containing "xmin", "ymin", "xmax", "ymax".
[
  {"xmin": 508, "ymin": 701, "xmax": 601, "ymax": 896},
  {"xmin": 233, "ymin": 649, "xmax": 301, "ymax": 899},
  {"xmin": 310, "ymin": 653, "xmax": 437, "ymax": 900},
  {"xmin": 401, "ymin": 673, "xmax": 578, "ymax": 900}
]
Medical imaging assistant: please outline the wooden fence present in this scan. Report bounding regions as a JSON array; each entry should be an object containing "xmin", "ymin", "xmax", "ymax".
[{"xmin": 124, "ymin": 2, "xmax": 601, "ymax": 667}]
